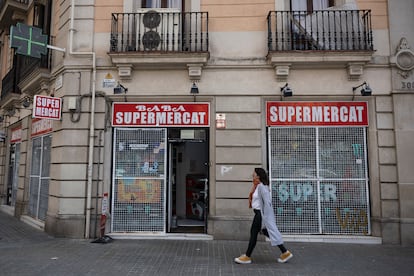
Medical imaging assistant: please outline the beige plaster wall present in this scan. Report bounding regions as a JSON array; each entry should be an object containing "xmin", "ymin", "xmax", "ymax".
[
  {"xmin": 1, "ymin": 0, "xmax": 405, "ymax": 242},
  {"xmin": 387, "ymin": 0, "xmax": 414, "ymax": 245}
]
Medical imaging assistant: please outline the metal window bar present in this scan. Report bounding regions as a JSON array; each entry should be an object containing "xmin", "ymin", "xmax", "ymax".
[
  {"xmin": 28, "ymin": 135, "xmax": 51, "ymax": 221},
  {"xmin": 28, "ymin": 137, "xmax": 42, "ymax": 218},
  {"xmin": 112, "ymin": 128, "xmax": 167, "ymax": 233},
  {"xmin": 1, "ymin": 56, "xmax": 20, "ymax": 100},
  {"xmin": 38, "ymin": 135, "xmax": 51, "ymax": 221},
  {"xmin": 8, "ymin": 143, "xmax": 20, "ymax": 207},
  {"xmin": 268, "ymin": 127, "xmax": 319, "ymax": 233},
  {"xmin": 268, "ymin": 126, "xmax": 370, "ymax": 235},
  {"xmin": 110, "ymin": 11, "xmax": 208, "ymax": 53},
  {"xmin": 315, "ymin": 128, "xmax": 322, "ymax": 234},
  {"xmin": 267, "ymin": 10, "xmax": 373, "ymax": 51}
]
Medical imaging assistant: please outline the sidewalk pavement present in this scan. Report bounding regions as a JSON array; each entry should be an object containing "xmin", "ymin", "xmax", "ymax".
[{"xmin": 1, "ymin": 211, "xmax": 414, "ymax": 276}]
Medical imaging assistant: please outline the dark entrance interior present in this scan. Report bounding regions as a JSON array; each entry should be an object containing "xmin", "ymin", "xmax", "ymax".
[{"xmin": 167, "ymin": 128, "xmax": 209, "ymax": 234}]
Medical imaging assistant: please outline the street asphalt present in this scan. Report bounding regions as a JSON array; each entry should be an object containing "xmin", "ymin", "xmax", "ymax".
[{"xmin": 1, "ymin": 210, "xmax": 414, "ymax": 276}]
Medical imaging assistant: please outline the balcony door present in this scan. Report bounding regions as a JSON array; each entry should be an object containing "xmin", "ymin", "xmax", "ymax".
[
  {"xmin": 291, "ymin": 0, "xmax": 334, "ymax": 12},
  {"xmin": 141, "ymin": 0, "xmax": 182, "ymax": 9}
]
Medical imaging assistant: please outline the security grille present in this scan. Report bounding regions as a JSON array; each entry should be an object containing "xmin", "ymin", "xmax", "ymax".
[
  {"xmin": 28, "ymin": 135, "xmax": 51, "ymax": 221},
  {"xmin": 112, "ymin": 128, "xmax": 167, "ymax": 233},
  {"xmin": 269, "ymin": 127, "xmax": 370, "ymax": 235},
  {"xmin": 8, "ymin": 143, "xmax": 20, "ymax": 206}
]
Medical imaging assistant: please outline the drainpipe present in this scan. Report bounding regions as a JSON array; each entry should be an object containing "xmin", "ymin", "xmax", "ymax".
[{"xmin": 69, "ymin": 0, "xmax": 96, "ymax": 239}]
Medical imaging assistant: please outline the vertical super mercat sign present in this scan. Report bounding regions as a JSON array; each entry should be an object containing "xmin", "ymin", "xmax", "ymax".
[{"xmin": 33, "ymin": 95, "xmax": 62, "ymax": 120}]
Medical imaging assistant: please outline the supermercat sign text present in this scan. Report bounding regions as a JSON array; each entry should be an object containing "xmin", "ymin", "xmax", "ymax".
[
  {"xmin": 112, "ymin": 103, "xmax": 210, "ymax": 127},
  {"xmin": 266, "ymin": 101, "xmax": 368, "ymax": 126},
  {"xmin": 33, "ymin": 95, "xmax": 62, "ymax": 120}
]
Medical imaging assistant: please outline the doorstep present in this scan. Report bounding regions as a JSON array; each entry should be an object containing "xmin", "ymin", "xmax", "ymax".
[
  {"xmin": 282, "ymin": 234, "xmax": 382, "ymax": 244},
  {"xmin": 108, "ymin": 232, "xmax": 213, "ymax": 241}
]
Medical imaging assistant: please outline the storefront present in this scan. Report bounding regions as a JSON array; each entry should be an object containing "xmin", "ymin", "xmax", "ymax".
[
  {"xmin": 28, "ymin": 118, "xmax": 52, "ymax": 221},
  {"xmin": 266, "ymin": 101, "xmax": 371, "ymax": 235},
  {"xmin": 111, "ymin": 102, "xmax": 210, "ymax": 234},
  {"xmin": 26, "ymin": 95, "xmax": 61, "ymax": 221},
  {"xmin": 6, "ymin": 126, "xmax": 22, "ymax": 208}
]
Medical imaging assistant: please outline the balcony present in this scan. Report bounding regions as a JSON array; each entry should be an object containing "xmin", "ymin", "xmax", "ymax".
[
  {"xmin": 1, "ymin": 52, "xmax": 51, "ymax": 108},
  {"xmin": 0, "ymin": 0, "xmax": 29, "ymax": 28},
  {"xmin": 17, "ymin": 50, "xmax": 52, "ymax": 96},
  {"xmin": 1, "ymin": 63, "xmax": 20, "ymax": 107},
  {"xmin": 267, "ymin": 10, "xmax": 374, "ymax": 81},
  {"xmin": 108, "ymin": 10, "xmax": 209, "ymax": 79}
]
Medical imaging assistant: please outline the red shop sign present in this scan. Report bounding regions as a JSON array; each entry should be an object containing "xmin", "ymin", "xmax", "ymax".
[
  {"xmin": 31, "ymin": 118, "xmax": 53, "ymax": 137},
  {"xmin": 266, "ymin": 101, "xmax": 368, "ymax": 126},
  {"xmin": 33, "ymin": 95, "xmax": 62, "ymax": 120},
  {"xmin": 10, "ymin": 126, "xmax": 22, "ymax": 143},
  {"xmin": 112, "ymin": 102, "xmax": 210, "ymax": 127}
]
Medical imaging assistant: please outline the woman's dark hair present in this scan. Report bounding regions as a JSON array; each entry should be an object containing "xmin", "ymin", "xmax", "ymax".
[{"xmin": 254, "ymin": 167, "xmax": 269, "ymax": 186}]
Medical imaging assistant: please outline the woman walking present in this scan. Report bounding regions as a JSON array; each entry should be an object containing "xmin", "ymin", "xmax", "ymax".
[{"xmin": 234, "ymin": 167, "xmax": 293, "ymax": 264}]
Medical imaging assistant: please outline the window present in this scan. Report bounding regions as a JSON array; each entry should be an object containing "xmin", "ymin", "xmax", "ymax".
[
  {"xmin": 33, "ymin": 0, "xmax": 52, "ymax": 35},
  {"xmin": 291, "ymin": 0, "xmax": 334, "ymax": 12},
  {"xmin": 33, "ymin": 4, "xmax": 45, "ymax": 28},
  {"xmin": 7, "ymin": 143, "xmax": 20, "ymax": 207},
  {"xmin": 141, "ymin": 0, "xmax": 182, "ymax": 9},
  {"xmin": 268, "ymin": 126, "xmax": 370, "ymax": 235},
  {"xmin": 28, "ymin": 135, "xmax": 51, "ymax": 221},
  {"xmin": 112, "ymin": 128, "xmax": 167, "ymax": 233}
]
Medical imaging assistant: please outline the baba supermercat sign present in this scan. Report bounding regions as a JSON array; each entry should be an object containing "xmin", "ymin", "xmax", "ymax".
[
  {"xmin": 266, "ymin": 101, "xmax": 368, "ymax": 126},
  {"xmin": 112, "ymin": 102, "xmax": 210, "ymax": 127}
]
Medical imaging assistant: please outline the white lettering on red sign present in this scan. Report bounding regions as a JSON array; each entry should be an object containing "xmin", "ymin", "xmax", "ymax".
[
  {"xmin": 112, "ymin": 103, "xmax": 210, "ymax": 127},
  {"xmin": 33, "ymin": 95, "xmax": 62, "ymax": 120},
  {"xmin": 266, "ymin": 102, "xmax": 368, "ymax": 126},
  {"xmin": 31, "ymin": 118, "xmax": 53, "ymax": 137},
  {"xmin": 11, "ymin": 127, "xmax": 22, "ymax": 143}
]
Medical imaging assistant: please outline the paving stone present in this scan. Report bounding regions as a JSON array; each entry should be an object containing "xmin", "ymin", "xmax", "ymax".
[{"xmin": 1, "ymin": 211, "xmax": 413, "ymax": 275}]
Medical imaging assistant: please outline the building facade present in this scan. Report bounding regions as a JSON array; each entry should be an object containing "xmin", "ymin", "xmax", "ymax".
[{"xmin": 0, "ymin": 0, "xmax": 413, "ymax": 245}]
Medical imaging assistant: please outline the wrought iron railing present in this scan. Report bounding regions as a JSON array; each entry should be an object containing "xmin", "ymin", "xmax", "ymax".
[
  {"xmin": 267, "ymin": 10, "xmax": 373, "ymax": 51},
  {"xmin": 1, "ymin": 49, "xmax": 51, "ymax": 101},
  {"xmin": 1, "ymin": 64, "xmax": 19, "ymax": 100},
  {"xmin": 110, "ymin": 11, "xmax": 208, "ymax": 53},
  {"xmin": 17, "ymin": 53, "xmax": 50, "ymax": 81}
]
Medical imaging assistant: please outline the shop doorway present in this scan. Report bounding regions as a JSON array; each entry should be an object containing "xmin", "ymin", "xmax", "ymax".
[
  {"xmin": 28, "ymin": 135, "xmax": 51, "ymax": 221},
  {"xmin": 7, "ymin": 143, "xmax": 20, "ymax": 207},
  {"xmin": 111, "ymin": 127, "xmax": 209, "ymax": 235},
  {"xmin": 167, "ymin": 128, "xmax": 209, "ymax": 234}
]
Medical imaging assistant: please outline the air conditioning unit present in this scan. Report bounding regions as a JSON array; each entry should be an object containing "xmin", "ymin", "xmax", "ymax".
[{"xmin": 136, "ymin": 8, "xmax": 181, "ymax": 51}]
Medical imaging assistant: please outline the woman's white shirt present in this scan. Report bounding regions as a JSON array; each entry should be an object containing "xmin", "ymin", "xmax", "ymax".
[{"xmin": 251, "ymin": 187, "xmax": 261, "ymax": 210}]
